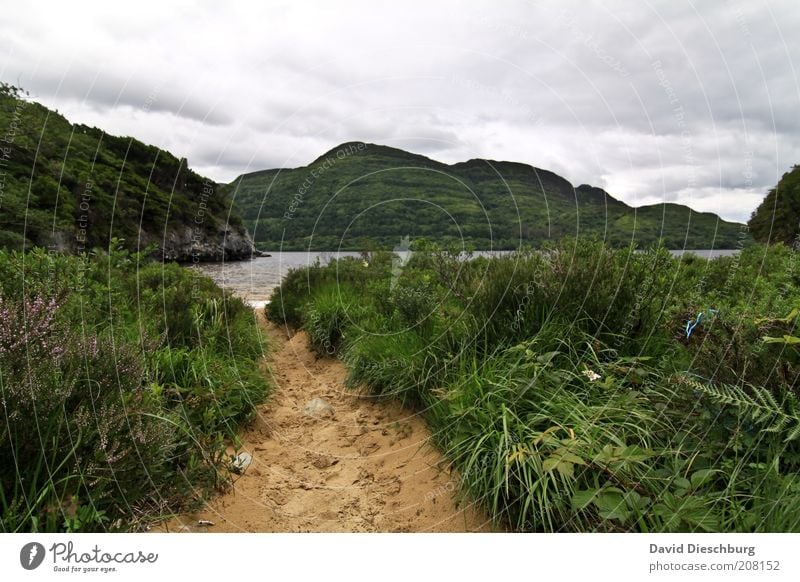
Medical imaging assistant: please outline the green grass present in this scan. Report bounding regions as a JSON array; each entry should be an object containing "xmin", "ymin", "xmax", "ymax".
[
  {"xmin": 0, "ymin": 243, "xmax": 269, "ymax": 532},
  {"xmin": 270, "ymin": 237, "xmax": 800, "ymax": 532}
]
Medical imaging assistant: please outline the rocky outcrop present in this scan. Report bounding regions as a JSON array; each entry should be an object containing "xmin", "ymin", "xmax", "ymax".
[{"xmin": 147, "ymin": 224, "xmax": 258, "ymax": 262}]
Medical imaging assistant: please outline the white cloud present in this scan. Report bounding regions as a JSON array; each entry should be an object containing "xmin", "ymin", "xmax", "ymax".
[{"xmin": 1, "ymin": 0, "xmax": 798, "ymax": 223}]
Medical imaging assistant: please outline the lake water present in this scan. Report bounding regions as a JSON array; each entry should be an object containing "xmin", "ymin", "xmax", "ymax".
[
  {"xmin": 190, "ymin": 252, "xmax": 362, "ymax": 304},
  {"xmin": 191, "ymin": 249, "xmax": 740, "ymax": 305},
  {"xmin": 667, "ymin": 249, "xmax": 740, "ymax": 259}
]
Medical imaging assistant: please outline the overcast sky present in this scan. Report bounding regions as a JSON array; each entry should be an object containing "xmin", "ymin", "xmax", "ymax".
[{"xmin": 1, "ymin": 0, "xmax": 798, "ymax": 223}]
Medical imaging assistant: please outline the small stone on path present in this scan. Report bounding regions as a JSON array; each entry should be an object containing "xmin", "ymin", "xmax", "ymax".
[{"xmin": 303, "ymin": 397, "xmax": 335, "ymax": 419}]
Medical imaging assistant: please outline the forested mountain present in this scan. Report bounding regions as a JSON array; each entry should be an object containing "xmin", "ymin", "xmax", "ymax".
[
  {"xmin": 748, "ymin": 165, "xmax": 800, "ymax": 246},
  {"xmin": 228, "ymin": 141, "xmax": 745, "ymax": 251},
  {"xmin": 0, "ymin": 84, "xmax": 254, "ymax": 261}
]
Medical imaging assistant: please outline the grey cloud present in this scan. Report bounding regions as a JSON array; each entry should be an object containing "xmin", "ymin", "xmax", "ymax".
[
  {"xmin": 3, "ymin": 60, "xmax": 232, "ymax": 126},
  {"xmin": 0, "ymin": 0, "xmax": 797, "ymax": 223}
]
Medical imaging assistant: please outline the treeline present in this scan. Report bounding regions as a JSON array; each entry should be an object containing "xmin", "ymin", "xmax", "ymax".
[{"xmin": 749, "ymin": 165, "xmax": 800, "ymax": 246}]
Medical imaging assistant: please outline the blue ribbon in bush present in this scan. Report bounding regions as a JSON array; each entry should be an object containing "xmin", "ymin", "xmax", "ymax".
[{"xmin": 686, "ymin": 308, "xmax": 718, "ymax": 338}]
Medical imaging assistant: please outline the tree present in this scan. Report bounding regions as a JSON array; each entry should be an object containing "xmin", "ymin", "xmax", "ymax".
[{"xmin": 0, "ymin": 82, "xmax": 21, "ymax": 99}]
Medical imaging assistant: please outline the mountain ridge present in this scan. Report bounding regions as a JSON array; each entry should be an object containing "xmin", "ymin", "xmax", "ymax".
[{"xmin": 227, "ymin": 141, "xmax": 746, "ymax": 251}]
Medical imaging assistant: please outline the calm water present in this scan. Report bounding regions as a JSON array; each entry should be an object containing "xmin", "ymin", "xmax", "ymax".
[
  {"xmin": 192, "ymin": 249, "xmax": 740, "ymax": 304},
  {"xmin": 190, "ymin": 252, "xmax": 362, "ymax": 304},
  {"xmin": 667, "ymin": 249, "xmax": 740, "ymax": 259}
]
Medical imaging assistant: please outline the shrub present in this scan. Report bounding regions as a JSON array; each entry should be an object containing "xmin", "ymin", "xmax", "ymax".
[
  {"xmin": 343, "ymin": 329, "xmax": 427, "ymax": 404},
  {"xmin": 0, "ymin": 246, "xmax": 269, "ymax": 532},
  {"xmin": 304, "ymin": 284, "xmax": 365, "ymax": 356},
  {"xmin": 0, "ymin": 294, "xmax": 180, "ymax": 531},
  {"xmin": 267, "ymin": 239, "xmax": 800, "ymax": 532}
]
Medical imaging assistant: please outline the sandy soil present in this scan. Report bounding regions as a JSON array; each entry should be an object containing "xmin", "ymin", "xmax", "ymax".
[{"xmin": 158, "ymin": 315, "xmax": 491, "ymax": 533}]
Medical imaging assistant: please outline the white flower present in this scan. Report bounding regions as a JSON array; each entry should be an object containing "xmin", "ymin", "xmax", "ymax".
[
  {"xmin": 362, "ymin": 261, "xmax": 369, "ymax": 267},
  {"xmin": 582, "ymin": 369, "xmax": 601, "ymax": 382}
]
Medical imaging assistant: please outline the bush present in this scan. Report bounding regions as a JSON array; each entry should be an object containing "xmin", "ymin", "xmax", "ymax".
[
  {"xmin": 0, "ymin": 246, "xmax": 269, "ymax": 532},
  {"xmin": 0, "ymin": 294, "xmax": 180, "ymax": 531},
  {"xmin": 343, "ymin": 329, "xmax": 428, "ymax": 404},
  {"xmin": 265, "ymin": 239, "xmax": 800, "ymax": 532},
  {"xmin": 304, "ymin": 284, "xmax": 366, "ymax": 356}
]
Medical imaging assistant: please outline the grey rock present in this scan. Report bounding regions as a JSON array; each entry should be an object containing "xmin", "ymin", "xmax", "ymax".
[
  {"xmin": 303, "ymin": 397, "xmax": 335, "ymax": 419},
  {"xmin": 141, "ymin": 223, "xmax": 258, "ymax": 263}
]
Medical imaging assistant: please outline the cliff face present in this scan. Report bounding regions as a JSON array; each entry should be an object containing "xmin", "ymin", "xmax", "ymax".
[
  {"xmin": 155, "ymin": 224, "xmax": 257, "ymax": 262},
  {"xmin": 27, "ymin": 214, "xmax": 256, "ymax": 262}
]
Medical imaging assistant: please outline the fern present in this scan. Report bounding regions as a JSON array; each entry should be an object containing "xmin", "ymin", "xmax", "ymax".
[{"xmin": 675, "ymin": 375, "xmax": 800, "ymax": 443}]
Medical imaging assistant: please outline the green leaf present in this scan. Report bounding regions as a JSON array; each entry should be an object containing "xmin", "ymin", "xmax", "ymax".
[
  {"xmin": 623, "ymin": 490, "xmax": 650, "ymax": 511},
  {"xmin": 619, "ymin": 445, "xmax": 656, "ymax": 462},
  {"xmin": 536, "ymin": 351, "xmax": 560, "ymax": 365},
  {"xmin": 677, "ymin": 497, "xmax": 720, "ymax": 532},
  {"xmin": 543, "ymin": 457, "xmax": 575, "ymax": 477},
  {"xmin": 593, "ymin": 444, "xmax": 618, "ymax": 463},
  {"xmin": 555, "ymin": 461, "xmax": 575, "ymax": 478},
  {"xmin": 652, "ymin": 503, "xmax": 682, "ymax": 532},
  {"xmin": 762, "ymin": 335, "xmax": 800, "ymax": 345},
  {"xmin": 756, "ymin": 307, "xmax": 799, "ymax": 325},
  {"xmin": 572, "ymin": 489, "xmax": 601, "ymax": 511},
  {"xmin": 594, "ymin": 444, "xmax": 654, "ymax": 465},
  {"xmin": 690, "ymin": 469, "xmax": 717, "ymax": 489},
  {"xmin": 594, "ymin": 492, "xmax": 629, "ymax": 522},
  {"xmin": 785, "ymin": 423, "xmax": 800, "ymax": 443},
  {"xmin": 542, "ymin": 457, "xmax": 559, "ymax": 472},
  {"xmin": 673, "ymin": 477, "xmax": 691, "ymax": 491},
  {"xmin": 554, "ymin": 451, "xmax": 586, "ymax": 466}
]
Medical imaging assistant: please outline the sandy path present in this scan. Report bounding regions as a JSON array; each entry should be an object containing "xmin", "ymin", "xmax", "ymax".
[{"xmin": 159, "ymin": 316, "xmax": 491, "ymax": 532}]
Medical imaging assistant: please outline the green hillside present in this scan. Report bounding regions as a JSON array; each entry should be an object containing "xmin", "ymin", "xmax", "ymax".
[
  {"xmin": 748, "ymin": 165, "xmax": 800, "ymax": 246},
  {"xmin": 227, "ymin": 141, "xmax": 746, "ymax": 251},
  {"xmin": 0, "ymin": 84, "xmax": 254, "ymax": 260}
]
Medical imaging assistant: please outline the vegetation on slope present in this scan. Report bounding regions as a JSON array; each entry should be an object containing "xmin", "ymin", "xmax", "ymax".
[
  {"xmin": 0, "ymin": 243, "xmax": 269, "ymax": 532},
  {"xmin": 0, "ymin": 84, "xmax": 252, "ymax": 260},
  {"xmin": 749, "ymin": 165, "xmax": 800, "ymax": 246},
  {"xmin": 229, "ymin": 141, "xmax": 745, "ymax": 251},
  {"xmin": 269, "ymin": 239, "xmax": 800, "ymax": 532}
]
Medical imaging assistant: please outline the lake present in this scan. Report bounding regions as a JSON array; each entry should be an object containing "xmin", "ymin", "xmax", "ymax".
[
  {"xmin": 190, "ymin": 252, "xmax": 361, "ymax": 304},
  {"xmin": 191, "ymin": 249, "xmax": 741, "ymax": 305}
]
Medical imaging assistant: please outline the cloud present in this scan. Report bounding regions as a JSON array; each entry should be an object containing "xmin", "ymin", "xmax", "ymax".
[{"xmin": 0, "ymin": 0, "xmax": 797, "ymax": 223}]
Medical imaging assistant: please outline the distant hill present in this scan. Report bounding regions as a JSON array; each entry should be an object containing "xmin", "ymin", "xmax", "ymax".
[
  {"xmin": 748, "ymin": 165, "xmax": 800, "ymax": 246},
  {"xmin": 0, "ymin": 84, "xmax": 254, "ymax": 261},
  {"xmin": 227, "ymin": 141, "xmax": 746, "ymax": 251}
]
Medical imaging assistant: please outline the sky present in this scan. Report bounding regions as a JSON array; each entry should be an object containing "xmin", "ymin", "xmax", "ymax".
[{"xmin": 1, "ymin": 0, "xmax": 798, "ymax": 223}]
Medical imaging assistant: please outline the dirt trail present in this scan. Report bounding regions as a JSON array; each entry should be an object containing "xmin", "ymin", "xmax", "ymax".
[{"xmin": 160, "ymin": 315, "xmax": 491, "ymax": 532}]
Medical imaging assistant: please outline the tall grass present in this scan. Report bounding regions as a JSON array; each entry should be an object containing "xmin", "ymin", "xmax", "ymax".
[
  {"xmin": 271, "ymin": 239, "xmax": 800, "ymax": 532},
  {"xmin": 0, "ymin": 244, "xmax": 269, "ymax": 532}
]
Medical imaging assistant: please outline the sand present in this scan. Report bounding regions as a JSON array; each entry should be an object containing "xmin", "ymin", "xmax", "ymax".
[{"xmin": 157, "ymin": 314, "xmax": 491, "ymax": 533}]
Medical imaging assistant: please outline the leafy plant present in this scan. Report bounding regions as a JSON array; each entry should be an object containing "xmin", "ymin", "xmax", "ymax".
[
  {"xmin": 0, "ymin": 246, "xmax": 269, "ymax": 532},
  {"xmin": 268, "ymin": 239, "xmax": 800, "ymax": 532}
]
